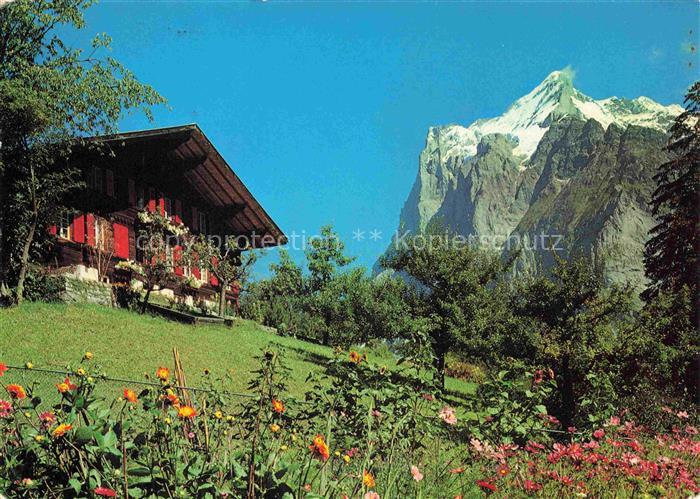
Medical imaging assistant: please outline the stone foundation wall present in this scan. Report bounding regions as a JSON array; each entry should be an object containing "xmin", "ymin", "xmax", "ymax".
[{"xmin": 61, "ymin": 276, "xmax": 113, "ymax": 307}]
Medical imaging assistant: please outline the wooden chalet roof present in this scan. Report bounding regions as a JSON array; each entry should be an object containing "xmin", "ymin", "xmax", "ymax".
[{"xmin": 92, "ymin": 124, "xmax": 286, "ymax": 248}]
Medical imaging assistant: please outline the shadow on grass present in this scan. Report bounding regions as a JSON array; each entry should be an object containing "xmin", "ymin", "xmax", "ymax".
[{"xmin": 268, "ymin": 341, "xmax": 331, "ymax": 367}]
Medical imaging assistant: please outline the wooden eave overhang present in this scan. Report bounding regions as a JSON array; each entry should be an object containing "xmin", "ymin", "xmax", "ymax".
[{"xmin": 90, "ymin": 124, "xmax": 287, "ymax": 248}]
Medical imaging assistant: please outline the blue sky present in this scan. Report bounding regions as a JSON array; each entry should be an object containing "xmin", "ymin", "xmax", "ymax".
[{"xmin": 68, "ymin": 1, "xmax": 698, "ymax": 276}]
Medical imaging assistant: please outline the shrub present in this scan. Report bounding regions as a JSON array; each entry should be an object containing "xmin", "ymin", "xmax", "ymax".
[
  {"xmin": 22, "ymin": 266, "xmax": 65, "ymax": 302},
  {"xmin": 445, "ymin": 358, "xmax": 486, "ymax": 384}
]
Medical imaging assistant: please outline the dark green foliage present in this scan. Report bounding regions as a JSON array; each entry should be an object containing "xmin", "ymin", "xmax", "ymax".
[
  {"xmin": 644, "ymin": 81, "xmax": 700, "ymax": 306},
  {"xmin": 617, "ymin": 288, "xmax": 699, "ymax": 418},
  {"xmin": 510, "ymin": 257, "xmax": 633, "ymax": 428},
  {"xmin": 21, "ymin": 265, "xmax": 65, "ymax": 302}
]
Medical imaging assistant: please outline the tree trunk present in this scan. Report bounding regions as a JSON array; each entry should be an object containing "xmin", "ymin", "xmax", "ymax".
[
  {"xmin": 15, "ymin": 210, "xmax": 38, "ymax": 306},
  {"xmin": 560, "ymin": 355, "xmax": 576, "ymax": 429},
  {"xmin": 433, "ymin": 332, "xmax": 447, "ymax": 390},
  {"xmin": 141, "ymin": 284, "xmax": 152, "ymax": 314},
  {"xmin": 218, "ymin": 278, "xmax": 228, "ymax": 317}
]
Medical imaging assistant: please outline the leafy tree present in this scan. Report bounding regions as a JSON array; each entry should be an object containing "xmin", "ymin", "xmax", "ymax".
[
  {"xmin": 134, "ymin": 211, "xmax": 189, "ymax": 313},
  {"xmin": 643, "ymin": 81, "xmax": 699, "ymax": 309},
  {"xmin": 381, "ymin": 223, "xmax": 511, "ymax": 388},
  {"xmin": 511, "ymin": 257, "xmax": 633, "ymax": 428},
  {"xmin": 305, "ymin": 224, "xmax": 355, "ymax": 344},
  {"xmin": 618, "ymin": 288, "xmax": 699, "ymax": 418},
  {"xmin": 266, "ymin": 249, "xmax": 304, "ymax": 298},
  {"xmin": 187, "ymin": 234, "xmax": 258, "ymax": 317},
  {"xmin": 0, "ymin": 0, "xmax": 164, "ymax": 304},
  {"xmin": 305, "ymin": 225, "xmax": 355, "ymax": 292}
]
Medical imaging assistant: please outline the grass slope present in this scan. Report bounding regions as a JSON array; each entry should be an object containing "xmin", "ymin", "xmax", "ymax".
[{"xmin": 0, "ymin": 303, "xmax": 473, "ymax": 402}]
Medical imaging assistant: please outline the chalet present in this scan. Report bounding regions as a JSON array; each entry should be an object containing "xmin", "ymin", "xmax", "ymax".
[{"xmin": 49, "ymin": 124, "xmax": 286, "ymax": 307}]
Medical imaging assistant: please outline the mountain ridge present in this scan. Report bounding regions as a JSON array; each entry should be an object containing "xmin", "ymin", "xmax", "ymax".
[{"xmin": 377, "ymin": 70, "xmax": 681, "ymax": 291}]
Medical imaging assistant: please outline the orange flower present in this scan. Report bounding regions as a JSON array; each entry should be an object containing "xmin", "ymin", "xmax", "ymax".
[
  {"xmin": 56, "ymin": 377, "xmax": 77, "ymax": 394},
  {"xmin": 309, "ymin": 434, "xmax": 330, "ymax": 461},
  {"xmin": 177, "ymin": 405, "xmax": 197, "ymax": 419},
  {"xmin": 123, "ymin": 389, "xmax": 138, "ymax": 403},
  {"xmin": 349, "ymin": 351, "xmax": 362, "ymax": 364},
  {"xmin": 363, "ymin": 470, "xmax": 376, "ymax": 488},
  {"xmin": 156, "ymin": 367, "xmax": 170, "ymax": 381},
  {"xmin": 0, "ymin": 363, "xmax": 8, "ymax": 376},
  {"xmin": 6, "ymin": 384, "xmax": 26, "ymax": 399},
  {"xmin": 52, "ymin": 423, "xmax": 73, "ymax": 437},
  {"xmin": 164, "ymin": 393, "xmax": 180, "ymax": 407},
  {"xmin": 272, "ymin": 398, "xmax": 285, "ymax": 414}
]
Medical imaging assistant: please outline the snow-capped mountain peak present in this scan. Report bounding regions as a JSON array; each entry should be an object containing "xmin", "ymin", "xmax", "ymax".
[{"xmin": 430, "ymin": 68, "xmax": 682, "ymax": 164}]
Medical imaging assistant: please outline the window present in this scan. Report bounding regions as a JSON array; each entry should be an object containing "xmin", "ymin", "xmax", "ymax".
[
  {"xmin": 58, "ymin": 211, "xmax": 72, "ymax": 240},
  {"xmin": 200, "ymin": 266, "xmax": 208, "ymax": 282},
  {"xmin": 164, "ymin": 197, "xmax": 172, "ymax": 219},
  {"xmin": 199, "ymin": 212, "xmax": 207, "ymax": 234},
  {"xmin": 136, "ymin": 187, "xmax": 145, "ymax": 209}
]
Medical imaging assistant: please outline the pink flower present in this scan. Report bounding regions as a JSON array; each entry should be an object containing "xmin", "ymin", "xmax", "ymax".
[
  {"xmin": 523, "ymin": 480, "xmax": 542, "ymax": 492},
  {"xmin": 593, "ymin": 429, "xmax": 605, "ymax": 440},
  {"xmin": 677, "ymin": 411, "xmax": 690, "ymax": 419},
  {"xmin": 567, "ymin": 426, "xmax": 577, "ymax": 433},
  {"xmin": 0, "ymin": 400, "xmax": 12, "ymax": 418},
  {"xmin": 94, "ymin": 487, "xmax": 117, "ymax": 497},
  {"xmin": 438, "ymin": 406, "xmax": 457, "ymax": 425},
  {"xmin": 410, "ymin": 465, "xmax": 423, "ymax": 482},
  {"xmin": 364, "ymin": 493, "xmax": 380, "ymax": 499},
  {"xmin": 607, "ymin": 416, "xmax": 620, "ymax": 426}
]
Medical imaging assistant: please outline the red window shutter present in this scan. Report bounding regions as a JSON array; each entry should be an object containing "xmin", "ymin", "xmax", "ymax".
[
  {"xmin": 174, "ymin": 199, "xmax": 182, "ymax": 224},
  {"xmin": 113, "ymin": 223, "xmax": 129, "ymax": 259},
  {"xmin": 192, "ymin": 207, "xmax": 199, "ymax": 231},
  {"xmin": 48, "ymin": 225, "xmax": 57, "ymax": 235},
  {"xmin": 193, "ymin": 267, "xmax": 201, "ymax": 279},
  {"xmin": 71, "ymin": 213, "xmax": 85, "ymax": 243},
  {"xmin": 174, "ymin": 245, "xmax": 184, "ymax": 276},
  {"xmin": 158, "ymin": 193, "xmax": 165, "ymax": 216},
  {"xmin": 148, "ymin": 189, "xmax": 156, "ymax": 213},
  {"xmin": 86, "ymin": 214, "xmax": 96, "ymax": 247},
  {"xmin": 128, "ymin": 179, "xmax": 136, "ymax": 206}
]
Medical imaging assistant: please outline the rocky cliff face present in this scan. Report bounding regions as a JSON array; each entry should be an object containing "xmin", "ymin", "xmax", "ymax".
[{"xmin": 378, "ymin": 69, "xmax": 682, "ymax": 291}]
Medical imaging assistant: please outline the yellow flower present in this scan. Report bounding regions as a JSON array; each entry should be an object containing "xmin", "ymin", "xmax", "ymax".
[
  {"xmin": 23, "ymin": 411, "xmax": 31, "ymax": 418},
  {"xmin": 156, "ymin": 366, "xmax": 170, "ymax": 381},
  {"xmin": 214, "ymin": 410, "xmax": 223, "ymax": 420},
  {"xmin": 363, "ymin": 470, "xmax": 375, "ymax": 488},
  {"xmin": 334, "ymin": 450, "xmax": 341, "ymax": 457},
  {"xmin": 343, "ymin": 454, "xmax": 351, "ymax": 463},
  {"xmin": 291, "ymin": 434, "xmax": 297, "ymax": 442},
  {"xmin": 164, "ymin": 417, "xmax": 172, "ymax": 425},
  {"xmin": 84, "ymin": 352, "xmax": 93, "ymax": 360},
  {"xmin": 226, "ymin": 415, "xmax": 235, "ymax": 422},
  {"xmin": 34, "ymin": 435, "xmax": 44, "ymax": 442},
  {"xmin": 270, "ymin": 423, "xmax": 280, "ymax": 433},
  {"xmin": 52, "ymin": 423, "xmax": 73, "ymax": 438},
  {"xmin": 177, "ymin": 405, "xmax": 197, "ymax": 419},
  {"xmin": 87, "ymin": 377, "xmax": 94, "ymax": 383},
  {"xmin": 25, "ymin": 362, "xmax": 33, "ymax": 369},
  {"xmin": 76, "ymin": 368, "xmax": 86, "ymax": 377},
  {"xmin": 280, "ymin": 444, "xmax": 288, "ymax": 451}
]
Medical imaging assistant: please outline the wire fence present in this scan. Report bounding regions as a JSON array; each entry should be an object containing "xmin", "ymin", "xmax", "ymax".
[{"xmin": 1, "ymin": 367, "xmax": 589, "ymax": 437}]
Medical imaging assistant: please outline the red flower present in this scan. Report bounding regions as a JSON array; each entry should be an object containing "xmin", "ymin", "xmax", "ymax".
[
  {"xmin": 0, "ymin": 363, "xmax": 8, "ymax": 377},
  {"xmin": 476, "ymin": 480, "xmax": 497, "ymax": 493},
  {"xmin": 523, "ymin": 480, "xmax": 542, "ymax": 492},
  {"xmin": 593, "ymin": 429, "xmax": 605, "ymax": 440},
  {"xmin": 6, "ymin": 384, "xmax": 26, "ymax": 399},
  {"xmin": 94, "ymin": 487, "xmax": 118, "ymax": 497},
  {"xmin": 496, "ymin": 464, "xmax": 510, "ymax": 477}
]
